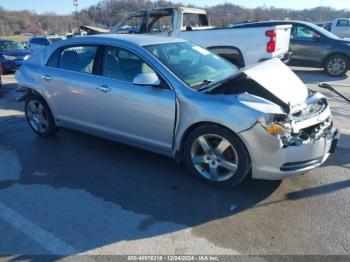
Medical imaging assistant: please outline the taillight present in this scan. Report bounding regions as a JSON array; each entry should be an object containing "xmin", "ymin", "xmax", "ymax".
[{"xmin": 266, "ymin": 30, "xmax": 276, "ymax": 53}]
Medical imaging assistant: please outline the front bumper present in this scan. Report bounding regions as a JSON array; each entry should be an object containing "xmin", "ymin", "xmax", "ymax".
[{"xmin": 239, "ymin": 123, "xmax": 339, "ymax": 180}]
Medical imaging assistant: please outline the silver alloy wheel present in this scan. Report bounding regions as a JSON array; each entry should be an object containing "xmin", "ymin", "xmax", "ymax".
[
  {"xmin": 327, "ymin": 57, "xmax": 346, "ymax": 76},
  {"xmin": 26, "ymin": 100, "xmax": 49, "ymax": 133},
  {"xmin": 190, "ymin": 134, "xmax": 239, "ymax": 181}
]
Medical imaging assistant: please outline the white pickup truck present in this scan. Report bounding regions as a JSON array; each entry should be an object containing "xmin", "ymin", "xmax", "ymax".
[
  {"xmin": 112, "ymin": 7, "xmax": 292, "ymax": 67},
  {"xmin": 327, "ymin": 18, "xmax": 350, "ymax": 38}
]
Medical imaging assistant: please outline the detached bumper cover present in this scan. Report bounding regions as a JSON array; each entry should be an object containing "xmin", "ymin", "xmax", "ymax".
[{"xmin": 239, "ymin": 124, "xmax": 339, "ymax": 180}]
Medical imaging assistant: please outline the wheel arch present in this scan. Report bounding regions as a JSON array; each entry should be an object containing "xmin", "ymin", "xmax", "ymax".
[
  {"xmin": 22, "ymin": 87, "xmax": 56, "ymax": 118},
  {"xmin": 322, "ymin": 52, "xmax": 350, "ymax": 67},
  {"xmin": 175, "ymin": 121, "xmax": 248, "ymax": 163},
  {"xmin": 207, "ymin": 46, "xmax": 245, "ymax": 68}
]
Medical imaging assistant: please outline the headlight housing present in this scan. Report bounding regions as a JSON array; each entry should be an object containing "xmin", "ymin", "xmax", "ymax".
[
  {"xmin": 23, "ymin": 55, "xmax": 30, "ymax": 60},
  {"xmin": 3, "ymin": 55, "xmax": 17, "ymax": 61},
  {"xmin": 258, "ymin": 114, "xmax": 292, "ymax": 139}
]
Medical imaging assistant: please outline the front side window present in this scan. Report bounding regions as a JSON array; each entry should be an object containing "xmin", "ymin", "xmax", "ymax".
[
  {"xmin": 102, "ymin": 46, "xmax": 155, "ymax": 82},
  {"xmin": 58, "ymin": 46, "xmax": 97, "ymax": 74},
  {"xmin": 292, "ymin": 25, "xmax": 319, "ymax": 40},
  {"xmin": 145, "ymin": 42, "xmax": 237, "ymax": 88}
]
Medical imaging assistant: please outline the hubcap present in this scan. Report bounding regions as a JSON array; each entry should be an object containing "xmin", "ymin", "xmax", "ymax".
[
  {"xmin": 327, "ymin": 58, "xmax": 346, "ymax": 76},
  {"xmin": 26, "ymin": 100, "xmax": 49, "ymax": 133},
  {"xmin": 191, "ymin": 134, "xmax": 239, "ymax": 182}
]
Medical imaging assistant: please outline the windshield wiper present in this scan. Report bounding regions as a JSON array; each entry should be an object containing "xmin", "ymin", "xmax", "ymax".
[
  {"xmin": 190, "ymin": 79, "xmax": 213, "ymax": 89},
  {"xmin": 197, "ymin": 72, "xmax": 243, "ymax": 92}
]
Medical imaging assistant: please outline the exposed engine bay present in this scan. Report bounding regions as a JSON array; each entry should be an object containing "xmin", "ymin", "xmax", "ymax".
[{"xmin": 206, "ymin": 73, "xmax": 334, "ymax": 148}]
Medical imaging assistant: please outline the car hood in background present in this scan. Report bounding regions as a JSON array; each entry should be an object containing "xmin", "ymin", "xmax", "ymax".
[
  {"xmin": 243, "ymin": 58, "xmax": 308, "ymax": 106},
  {"xmin": 0, "ymin": 49, "xmax": 32, "ymax": 58}
]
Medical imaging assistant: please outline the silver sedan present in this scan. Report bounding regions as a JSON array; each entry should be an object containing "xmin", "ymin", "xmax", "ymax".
[{"xmin": 15, "ymin": 35, "xmax": 339, "ymax": 187}]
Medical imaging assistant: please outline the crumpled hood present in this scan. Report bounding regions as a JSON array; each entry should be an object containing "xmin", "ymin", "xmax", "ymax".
[{"xmin": 243, "ymin": 58, "xmax": 309, "ymax": 106}]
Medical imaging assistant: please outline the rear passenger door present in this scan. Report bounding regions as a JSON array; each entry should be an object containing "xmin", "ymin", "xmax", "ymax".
[
  {"xmin": 93, "ymin": 45, "xmax": 176, "ymax": 151},
  {"xmin": 43, "ymin": 44, "xmax": 102, "ymax": 130}
]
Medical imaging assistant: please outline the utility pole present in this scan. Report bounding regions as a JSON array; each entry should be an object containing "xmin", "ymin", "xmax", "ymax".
[
  {"xmin": 0, "ymin": 20, "xmax": 5, "ymax": 38},
  {"xmin": 73, "ymin": 0, "xmax": 80, "ymax": 34}
]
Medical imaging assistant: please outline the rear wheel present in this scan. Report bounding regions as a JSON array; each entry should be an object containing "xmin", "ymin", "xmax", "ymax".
[
  {"xmin": 25, "ymin": 95, "xmax": 58, "ymax": 137},
  {"xmin": 183, "ymin": 125, "xmax": 251, "ymax": 188},
  {"xmin": 324, "ymin": 54, "xmax": 349, "ymax": 77}
]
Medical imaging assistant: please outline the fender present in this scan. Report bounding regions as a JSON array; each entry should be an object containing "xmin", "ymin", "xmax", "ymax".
[{"xmin": 16, "ymin": 88, "xmax": 41, "ymax": 102}]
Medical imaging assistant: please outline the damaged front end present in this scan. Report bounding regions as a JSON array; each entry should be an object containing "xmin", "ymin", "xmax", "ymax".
[{"xmin": 258, "ymin": 93, "xmax": 335, "ymax": 149}]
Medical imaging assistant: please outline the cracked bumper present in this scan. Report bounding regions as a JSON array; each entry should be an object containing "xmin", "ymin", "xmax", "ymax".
[{"xmin": 239, "ymin": 124, "xmax": 339, "ymax": 180}]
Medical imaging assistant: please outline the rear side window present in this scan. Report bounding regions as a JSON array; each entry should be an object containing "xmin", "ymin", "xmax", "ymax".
[
  {"xmin": 118, "ymin": 15, "xmax": 145, "ymax": 33},
  {"xmin": 58, "ymin": 46, "xmax": 98, "ymax": 74},
  {"xmin": 30, "ymin": 38, "xmax": 49, "ymax": 46},
  {"xmin": 182, "ymin": 13, "xmax": 209, "ymax": 30}
]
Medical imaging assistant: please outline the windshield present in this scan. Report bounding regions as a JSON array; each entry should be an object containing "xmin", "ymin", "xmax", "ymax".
[
  {"xmin": 308, "ymin": 22, "xmax": 340, "ymax": 40},
  {"xmin": 145, "ymin": 42, "xmax": 238, "ymax": 89},
  {"xmin": 0, "ymin": 40, "xmax": 25, "ymax": 51}
]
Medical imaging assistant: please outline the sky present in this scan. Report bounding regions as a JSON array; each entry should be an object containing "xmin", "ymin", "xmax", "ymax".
[{"xmin": 0, "ymin": 0, "xmax": 349, "ymax": 15}]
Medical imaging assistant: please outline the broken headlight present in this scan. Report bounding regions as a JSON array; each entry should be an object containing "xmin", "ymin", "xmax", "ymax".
[{"xmin": 258, "ymin": 114, "xmax": 292, "ymax": 142}]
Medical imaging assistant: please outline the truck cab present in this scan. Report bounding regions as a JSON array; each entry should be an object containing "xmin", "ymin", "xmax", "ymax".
[
  {"xmin": 330, "ymin": 18, "xmax": 350, "ymax": 38},
  {"xmin": 113, "ymin": 7, "xmax": 292, "ymax": 68}
]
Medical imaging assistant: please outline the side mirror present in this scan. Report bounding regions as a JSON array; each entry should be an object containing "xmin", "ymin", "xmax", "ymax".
[
  {"xmin": 312, "ymin": 34, "xmax": 321, "ymax": 41},
  {"xmin": 133, "ymin": 73, "xmax": 161, "ymax": 86}
]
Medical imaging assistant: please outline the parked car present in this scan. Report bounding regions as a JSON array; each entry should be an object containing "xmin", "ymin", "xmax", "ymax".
[
  {"xmin": 232, "ymin": 20, "xmax": 350, "ymax": 76},
  {"xmin": 15, "ymin": 35, "xmax": 339, "ymax": 187},
  {"xmin": 314, "ymin": 21, "xmax": 332, "ymax": 32},
  {"xmin": 0, "ymin": 61, "xmax": 2, "ymax": 86},
  {"xmin": 327, "ymin": 18, "xmax": 350, "ymax": 38},
  {"xmin": 28, "ymin": 36, "xmax": 64, "ymax": 52},
  {"xmin": 0, "ymin": 40, "xmax": 32, "ymax": 73},
  {"xmin": 112, "ymin": 7, "xmax": 292, "ymax": 67}
]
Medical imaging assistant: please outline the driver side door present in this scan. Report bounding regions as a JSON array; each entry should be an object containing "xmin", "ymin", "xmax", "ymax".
[
  {"xmin": 289, "ymin": 24, "xmax": 327, "ymax": 67},
  {"xmin": 93, "ymin": 45, "xmax": 176, "ymax": 152}
]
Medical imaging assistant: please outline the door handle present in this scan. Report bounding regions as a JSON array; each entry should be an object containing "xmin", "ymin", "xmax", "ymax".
[
  {"xmin": 41, "ymin": 74, "xmax": 52, "ymax": 81},
  {"xmin": 96, "ymin": 85, "xmax": 111, "ymax": 93}
]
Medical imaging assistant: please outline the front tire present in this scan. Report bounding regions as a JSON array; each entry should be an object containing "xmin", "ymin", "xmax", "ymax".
[
  {"xmin": 25, "ymin": 95, "xmax": 58, "ymax": 137},
  {"xmin": 324, "ymin": 55, "xmax": 349, "ymax": 77},
  {"xmin": 183, "ymin": 125, "xmax": 251, "ymax": 188}
]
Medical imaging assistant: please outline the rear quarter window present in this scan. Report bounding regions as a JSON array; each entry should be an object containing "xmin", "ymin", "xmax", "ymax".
[{"xmin": 46, "ymin": 48, "xmax": 60, "ymax": 67}]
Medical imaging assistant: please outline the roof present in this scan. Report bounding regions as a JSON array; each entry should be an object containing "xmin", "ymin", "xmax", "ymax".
[{"xmin": 55, "ymin": 34, "xmax": 186, "ymax": 47}]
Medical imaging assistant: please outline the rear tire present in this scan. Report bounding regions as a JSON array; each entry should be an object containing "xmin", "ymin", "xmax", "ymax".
[
  {"xmin": 324, "ymin": 54, "xmax": 349, "ymax": 77},
  {"xmin": 183, "ymin": 125, "xmax": 251, "ymax": 188},
  {"xmin": 25, "ymin": 95, "xmax": 58, "ymax": 137}
]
